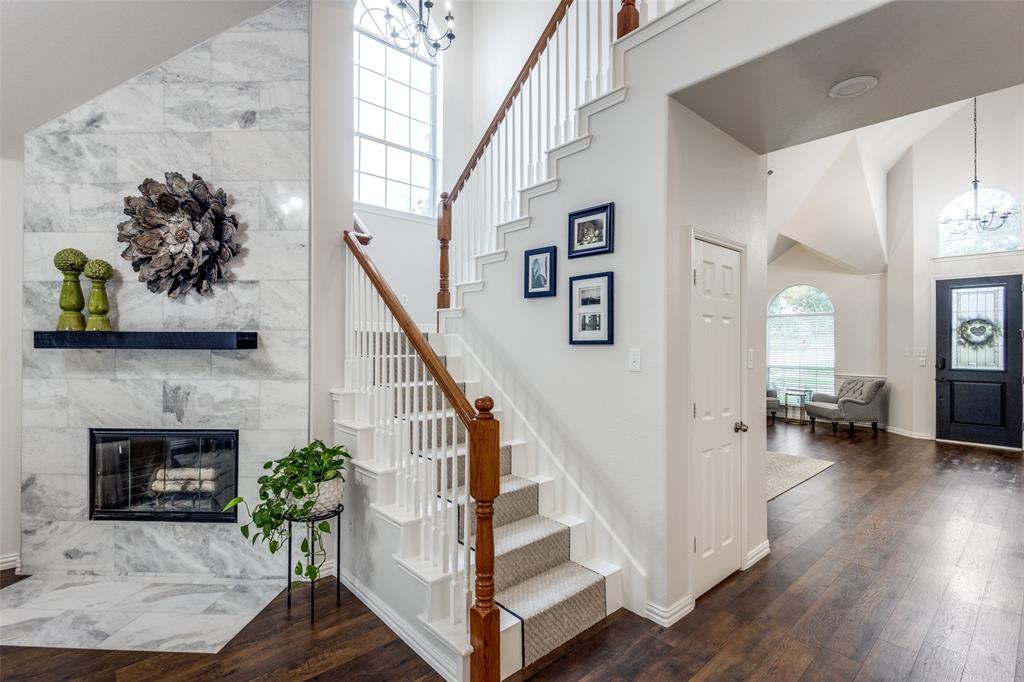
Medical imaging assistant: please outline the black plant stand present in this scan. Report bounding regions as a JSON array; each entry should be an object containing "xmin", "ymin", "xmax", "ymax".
[{"xmin": 285, "ymin": 504, "xmax": 343, "ymax": 624}]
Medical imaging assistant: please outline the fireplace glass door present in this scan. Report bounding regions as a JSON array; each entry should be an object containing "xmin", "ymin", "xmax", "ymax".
[{"xmin": 90, "ymin": 429, "xmax": 238, "ymax": 522}]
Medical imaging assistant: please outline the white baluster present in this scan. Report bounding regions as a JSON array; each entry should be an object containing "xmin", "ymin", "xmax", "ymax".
[
  {"xmin": 437, "ymin": 389, "xmax": 448, "ymax": 571},
  {"xmin": 448, "ymin": 421, "xmax": 459, "ymax": 623},
  {"xmin": 553, "ymin": 24, "xmax": 562, "ymax": 147},
  {"xmin": 462, "ymin": 427, "xmax": 472, "ymax": 625},
  {"xmin": 584, "ymin": 0, "xmax": 593, "ymax": 102}
]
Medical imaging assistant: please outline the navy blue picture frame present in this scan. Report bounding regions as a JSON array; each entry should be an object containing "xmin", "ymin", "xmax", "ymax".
[
  {"xmin": 568, "ymin": 202, "xmax": 614, "ymax": 258},
  {"xmin": 569, "ymin": 271, "xmax": 614, "ymax": 345},
  {"xmin": 523, "ymin": 246, "xmax": 557, "ymax": 298}
]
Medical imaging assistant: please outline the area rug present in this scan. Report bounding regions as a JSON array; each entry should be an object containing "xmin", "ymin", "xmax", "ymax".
[
  {"xmin": 767, "ymin": 451, "xmax": 834, "ymax": 500},
  {"xmin": 0, "ymin": 574, "xmax": 281, "ymax": 653}
]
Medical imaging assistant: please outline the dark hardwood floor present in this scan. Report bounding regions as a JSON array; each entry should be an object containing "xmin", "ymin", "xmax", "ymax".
[
  {"xmin": 3, "ymin": 424, "xmax": 1022, "ymax": 680},
  {"xmin": 523, "ymin": 424, "xmax": 1024, "ymax": 681}
]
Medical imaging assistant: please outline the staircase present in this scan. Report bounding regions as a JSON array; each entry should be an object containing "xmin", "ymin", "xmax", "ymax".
[
  {"xmin": 334, "ymin": 0, "xmax": 688, "ymax": 679},
  {"xmin": 334, "ymin": 221, "xmax": 621, "ymax": 679}
]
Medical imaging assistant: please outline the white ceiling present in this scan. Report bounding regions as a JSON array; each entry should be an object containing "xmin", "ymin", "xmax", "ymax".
[
  {"xmin": 671, "ymin": 0, "xmax": 1024, "ymax": 155},
  {"xmin": 0, "ymin": 0, "xmax": 278, "ymax": 157},
  {"xmin": 766, "ymin": 100, "xmax": 966, "ymax": 273}
]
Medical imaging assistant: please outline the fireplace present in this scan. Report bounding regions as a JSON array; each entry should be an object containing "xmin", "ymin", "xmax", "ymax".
[{"xmin": 90, "ymin": 429, "xmax": 238, "ymax": 523}]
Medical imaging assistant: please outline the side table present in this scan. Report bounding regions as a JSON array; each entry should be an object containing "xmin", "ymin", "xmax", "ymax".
[
  {"xmin": 783, "ymin": 389, "xmax": 812, "ymax": 424},
  {"xmin": 285, "ymin": 504, "xmax": 343, "ymax": 624}
]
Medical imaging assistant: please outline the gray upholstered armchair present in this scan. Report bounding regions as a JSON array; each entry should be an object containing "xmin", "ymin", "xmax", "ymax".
[
  {"xmin": 766, "ymin": 389, "xmax": 781, "ymax": 426},
  {"xmin": 805, "ymin": 377, "xmax": 886, "ymax": 435}
]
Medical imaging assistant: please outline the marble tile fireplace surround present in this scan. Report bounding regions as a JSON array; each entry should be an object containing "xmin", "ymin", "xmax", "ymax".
[{"xmin": 19, "ymin": 0, "xmax": 310, "ymax": 582}]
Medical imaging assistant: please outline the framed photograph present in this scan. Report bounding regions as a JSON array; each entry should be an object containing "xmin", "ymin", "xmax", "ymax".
[
  {"xmin": 524, "ymin": 246, "xmax": 556, "ymax": 298},
  {"xmin": 568, "ymin": 202, "xmax": 614, "ymax": 258},
  {"xmin": 569, "ymin": 272, "xmax": 613, "ymax": 345}
]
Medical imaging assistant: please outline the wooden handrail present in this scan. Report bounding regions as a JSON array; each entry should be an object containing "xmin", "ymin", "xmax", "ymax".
[
  {"xmin": 443, "ymin": 0, "xmax": 574, "ymax": 207},
  {"xmin": 344, "ymin": 229, "xmax": 473, "ymax": 426},
  {"xmin": 351, "ymin": 213, "xmax": 373, "ymax": 245},
  {"xmin": 345, "ymin": 224, "xmax": 502, "ymax": 682}
]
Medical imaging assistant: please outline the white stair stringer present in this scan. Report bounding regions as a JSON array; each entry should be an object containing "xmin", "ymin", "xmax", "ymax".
[
  {"xmin": 430, "ymin": 333, "xmax": 647, "ymax": 619},
  {"xmin": 330, "ymin": 344, "xmax": 624, "ymax": 680},
  {"xmin": 448, "ymin": 86, "xmax": 627, "ymax": 310}
]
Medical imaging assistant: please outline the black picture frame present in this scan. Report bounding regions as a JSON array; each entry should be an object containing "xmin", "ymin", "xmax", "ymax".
[
  {"xmin": 569, "ymin": 272, "xmax": 614, "ymax": 345},
  {"xmin": 524, "ymin": 246, "xmax": 557, "ymax": 298},
  {"xmin": 568, "ymin": 202, "xmax": 614, "ymax": 258}
]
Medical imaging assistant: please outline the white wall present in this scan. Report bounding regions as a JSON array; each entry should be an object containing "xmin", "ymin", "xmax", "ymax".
[
  {"xmin": 768, "ymin": 245, "xmax": 886, "ymax": 377},
  {"xmin": 353, "ymin": 206, "xmax": 442, "ymax": 324},
  {"xmin": 310, "ymin": 0, "xmax": 356, "ymax": 445},
  {"xmin": 885, "ymin": 149, "xmax": 917, "ymax": 435},
  {"xmin": 444, "ymin": 0, "xmax": 875, "ymax": 620},
  {"xmin": 468, "ymin": 0, "xmax": 552, "ymax": 139},
  {"xmin": 885, "ymin": 85, "xmax": 1024, "ymax": 438},
  {"xmin": 666, "ymin": 100, "xmax": 767, "ymax": 608},
  {"xmin": 0, "ymin": 157, "xmax": 23, "ymax": 566}
]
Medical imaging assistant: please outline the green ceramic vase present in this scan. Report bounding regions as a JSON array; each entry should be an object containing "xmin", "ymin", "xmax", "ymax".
[
  {"xmin": 85, "ymin": 280, "xmax": 111, "ymax": 331},
  {"xmin": 57, "ymin": 272, "xmax": 86, "ymax": 331}
]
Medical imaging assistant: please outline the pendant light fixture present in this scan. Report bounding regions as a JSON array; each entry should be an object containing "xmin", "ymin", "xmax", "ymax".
[{"xmin": 939, "ymin": 98, "xmax": 1020, "ymax": 236}]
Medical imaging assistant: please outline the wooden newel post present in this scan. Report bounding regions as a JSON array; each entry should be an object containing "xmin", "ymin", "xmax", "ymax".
[
  {"xmin": 437, "ymin": 192, "xmax": 452, "ymax": 312},
  {"xmin": 616, "ymin": 0, "xmax": 639, "ymax": 38},
  {"xmin": 469, "ymin": 396, "xmax": 500, "ymax": 682}
]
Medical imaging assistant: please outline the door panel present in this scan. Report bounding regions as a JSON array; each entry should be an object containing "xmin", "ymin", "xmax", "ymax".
[
  {"xmin": 692, "ymin": 239, "xmax": 744, "ymax": 598},
  {"xmin": 936, "ymin": 275, "xmax": 1022, "ymax": 448}
]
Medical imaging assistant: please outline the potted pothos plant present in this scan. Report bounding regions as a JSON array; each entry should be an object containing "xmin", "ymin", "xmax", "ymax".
[{"xmin": 224, "ymin": 440, "xmax": 352, "ymax": 584}]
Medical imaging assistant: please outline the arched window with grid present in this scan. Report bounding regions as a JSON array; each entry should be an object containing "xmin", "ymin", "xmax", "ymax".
[
  {"xmin": 353, "ymin": 0, "xmax": 437, "ymax": 217},
  {"xmin": 767, "ymin": 285, "xmax": 835, "ymax": 400}
]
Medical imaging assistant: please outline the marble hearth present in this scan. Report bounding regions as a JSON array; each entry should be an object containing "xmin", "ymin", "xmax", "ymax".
[{"xmin": 0, "ymin": 574, "xmax": 281, "ymax": 653}]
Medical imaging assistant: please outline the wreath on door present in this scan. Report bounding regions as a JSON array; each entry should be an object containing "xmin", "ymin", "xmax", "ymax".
[{"xmin": 955, "ymin": 318, "xmax": 1001, "ymax": 349}]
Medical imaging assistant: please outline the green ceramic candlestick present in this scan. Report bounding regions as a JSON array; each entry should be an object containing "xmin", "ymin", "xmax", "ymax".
[
  {"xmin": 83, "ymin": 259, "xmax": 114, "ymax": 331},
  {"xmin": 53, "ymin": 248, "xmax": 88, "ymax": 331}
]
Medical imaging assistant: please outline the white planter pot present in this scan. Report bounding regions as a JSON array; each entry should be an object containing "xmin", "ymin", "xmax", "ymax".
[{"xmin": 308, "ymin": 477, "xmax": 343, "ymax": 516}]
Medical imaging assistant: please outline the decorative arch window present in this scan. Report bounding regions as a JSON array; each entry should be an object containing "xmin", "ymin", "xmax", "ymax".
[
  {"xmin": 937, "ymin": 186, "xmax": 1021, "ymax": 257},
  {"xmin": 767, "ymin": 285, "xmax": 835, "ymax": 398},
  {"xmin": 353, "ymin": 0, "xmax": 438, "ymax": 217}
]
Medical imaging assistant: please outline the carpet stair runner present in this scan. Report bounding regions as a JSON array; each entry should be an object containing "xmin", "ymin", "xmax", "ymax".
[
  {"xmin": 398, "ymin": 364, "xmax": 608, "ymax": 668},
  {"xmin": 346, "ymin": 332, "xmax": 618, "ymax": 674}
]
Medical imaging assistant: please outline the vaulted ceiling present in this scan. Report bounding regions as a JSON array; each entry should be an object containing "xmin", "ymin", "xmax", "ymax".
[
  {"xmin": 766, "ymin": 101, "xmax": 965, "ymax": 273},
  {"xmin": 0, "ymin": 0, "xmax": 277, "ymax": 157}
]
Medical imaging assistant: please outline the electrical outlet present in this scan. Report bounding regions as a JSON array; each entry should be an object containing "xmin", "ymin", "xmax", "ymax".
[
  {"xmin": 918, "ymin": 357, "xmax": 927, "ymax": 367},
  {"xmin": 628, "ymin": 348, "xmax": 642, "ymax": 372},
  {"xmin": 400, "ymin": 293, "xmax": 409, "ymax": 305}
]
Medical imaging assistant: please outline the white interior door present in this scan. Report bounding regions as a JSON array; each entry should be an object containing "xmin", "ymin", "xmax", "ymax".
[{"xmin": 691, "ymin": 237, "xmax": 744, "ymax": 599}]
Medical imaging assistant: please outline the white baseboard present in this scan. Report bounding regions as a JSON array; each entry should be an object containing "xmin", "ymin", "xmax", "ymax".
[
  {"xmin": 884, "ymin": 426, "xmax": 933, "ymax": 440},
  {"xmin": 644, "ymin": 594, "xmax": 694, "ymax": 627},
  {"xmin": 339, "ymin": 568, "xmax": 463, "ymax": 682},
  {"xmin": 0, "ymin": 553, "xmax": 19, "ymax": 571},
  {"xmin": 743, "ymin": 540, "xmax": 771, "ymax": 569}
]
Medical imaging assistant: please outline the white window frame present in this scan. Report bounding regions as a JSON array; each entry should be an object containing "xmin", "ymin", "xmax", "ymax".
[
  {"xmin": 936, "ymin": 186, "xmax": 1022, "ymax": 259},
  {"xmin": 353, "ymin": 20, "xmax": 439, "ymax": 218},
  {"xmin": 767, "ymin": 286, "xmax": 836, "ymax": 402}
]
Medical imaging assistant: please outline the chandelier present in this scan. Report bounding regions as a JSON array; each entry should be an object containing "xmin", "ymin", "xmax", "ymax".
[
  {"xmin": 374, "ymin": 0, "xmax": 455, "ymax": 58},
  {"xmin": 939, "ymin": 98, "xmax": 1020, "ymax": 236}
]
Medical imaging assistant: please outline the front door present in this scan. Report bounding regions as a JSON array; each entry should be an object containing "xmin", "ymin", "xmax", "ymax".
[
  {"xmin": 936, "ymin": 275, "xmax": 1022, "ymax": 449},
  {"xmin": 692, "ymin": 238, "xmax": 744, "ymax": 598}
]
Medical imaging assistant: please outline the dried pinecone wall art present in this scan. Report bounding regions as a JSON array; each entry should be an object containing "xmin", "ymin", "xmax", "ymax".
[{"xmin": 117, "ymin": 172, "xmax": 243, "ymax": 298}]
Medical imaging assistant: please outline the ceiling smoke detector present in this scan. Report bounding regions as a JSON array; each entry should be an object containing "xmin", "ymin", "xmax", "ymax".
[{"xmin": 828, "ymin": 75, "xmax": 879, "ymax": 99}]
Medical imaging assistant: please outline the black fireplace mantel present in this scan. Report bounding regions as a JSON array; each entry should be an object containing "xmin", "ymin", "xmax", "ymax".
[{"xmin": 34, "ymin": 331, "xmax": 258, "ymax": 350}]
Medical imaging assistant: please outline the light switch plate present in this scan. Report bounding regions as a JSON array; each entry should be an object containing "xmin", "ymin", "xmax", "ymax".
[{"xmin": 628, "ymin": 348, "xmax": 641, "ymax": 372}]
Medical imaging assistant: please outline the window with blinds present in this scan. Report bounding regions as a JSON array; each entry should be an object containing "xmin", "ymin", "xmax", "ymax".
[{"xmin": 767, "ymin": 285, "xmax": 835, "ymax": 403}]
